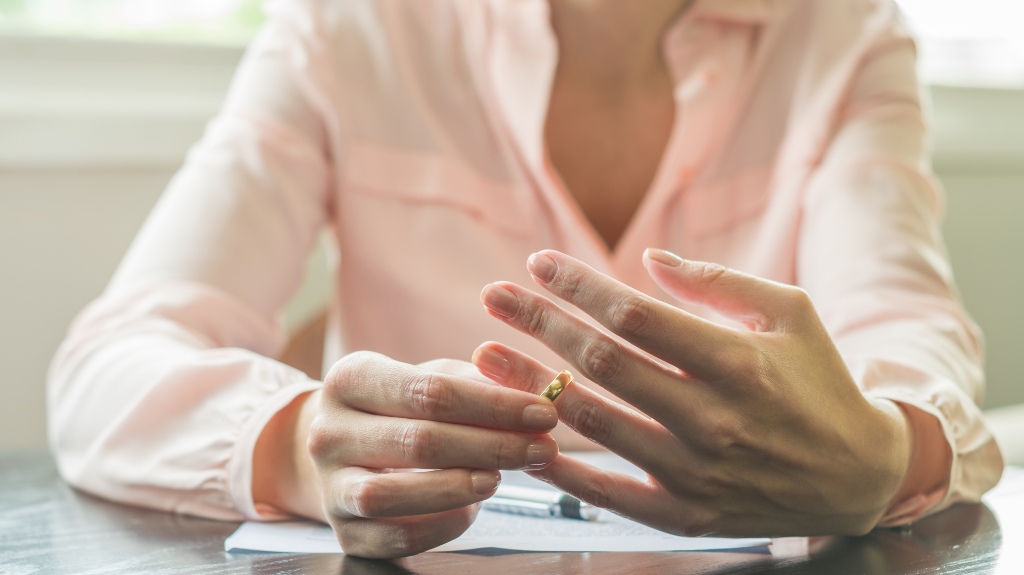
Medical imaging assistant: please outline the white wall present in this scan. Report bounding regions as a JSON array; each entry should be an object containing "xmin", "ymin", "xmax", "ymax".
[
  {"xmin": 1, "ymin": 35, "xmax": 1022, "ymax": 451},
  {"xmin": 942, "ymin": 171, "xmax": 1024, "ymax": 408},
  {"xmin": 930, "ymin": 86, "xmax": 1024, "ymax": 408}
]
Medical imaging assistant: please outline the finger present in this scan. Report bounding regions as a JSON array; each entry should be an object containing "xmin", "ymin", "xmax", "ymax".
[
  {"xmin": 528, "ymin": 455, "xmax": 719, "ymax": 538},
  {"xmin": 323, "ymin": 351, "xmax": 558, "ymax": 433},
  {"xmin": 523, "ymin": 250, "xmax": 752, "ymax": 383},
  {"xmin": 480, "ymin": 281, "xmax": 706, "ymax": 421},
  {"xmin": 472, "ymin": 342, "xmax": 546, "ymax": 393},
  {"xmin": 327, "ymin": 467, "xmax": 500, "ymax": 519},
  {"xmin": 334, "ymin": 505, "xmax": 478, "ymax": 558},
  {"xmin": 643, "ymin": 249, "xmax": 813, "ymax": 332},
  {"xmin": 416, "ymin": 358, "xmax": 497, "ymax": 387},
  {"xmin": 473, "ymin": 342, "xmax": 684, "ymax": 477},
  {"xmin": 309, "ymin": 410, "xmax": 558, "ymax": 471}
]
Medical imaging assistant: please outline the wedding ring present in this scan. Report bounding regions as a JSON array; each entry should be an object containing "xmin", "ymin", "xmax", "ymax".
[{"xmin": 541, "ymin": 370, "xmax": 573, "ymax": 402}]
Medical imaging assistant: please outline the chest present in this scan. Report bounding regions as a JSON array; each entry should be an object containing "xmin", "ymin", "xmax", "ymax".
[{"xmin": 544, "ymin": 73, "xmax": 677, "ymax": 251}]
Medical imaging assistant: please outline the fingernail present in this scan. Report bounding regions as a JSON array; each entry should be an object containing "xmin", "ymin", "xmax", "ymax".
[
  {"xmin": 527, "ymin": 253, "xmax": 558, "ymax": 284},
  {"xmin": 526, "ymin": 439, "xmax": 558, "ymax": 468},
  {"xmin": 481, "ymin": 284, "xmax": 520, "ymax": 318},
  {"xmin": 471, "ymin": 470, "xmax": 501, "ymax": 494},
  {"xmin": 474, "ymin": 346, "xmax": 511, "ymax": 379},
  {"xmin": 522, "ymin": 404, "xmax": 558, "ymax": 431},
  {"xmin": 646, "ymin": 248, "xmax": 683, "ymax": 267}
]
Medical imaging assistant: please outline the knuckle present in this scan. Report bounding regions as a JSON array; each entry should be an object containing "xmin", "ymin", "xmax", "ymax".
[
  {"xmin": 306, "ymin": 417, "xmax": 333, "ymax": 461},
  {"xmin": 782, "ymin": 285, "xmax": 812, "ymax": 311},
  {"xmin": 711, "ymin": 426, "xmax": 740, "ymax": 454},
  {"xmin": 700, "ymin": 415, "xmax": 744, "ymax": 456},
  {"xmin": 750, "ymin": 349, "xmax": 774, "ymax": 391},
  {"xmin": 711, "ymin": 340, "xmax": 758, "ymax": 382},
  {"xmin": 406, "ymin": 373, "xmax": 451, "ymax": 418},
  {"xmin": 565, "ymin": 400, "xmax": 612, "ymax": 447},
  {"xmin": 344, "ymin": 478, "xmax": 383, "ymax": 518},
  {"xmin": 580, "ymin": 338, "xmax": 623, "ymax": 382},
  {"xmin": 523, "ymin": 301, "xmax": 550, "ymax": 339},
  {"xmin": 321, "ymin": 368, "xmax": 347, "ymax": 398},
  {"xmin": 390, "ymin": 531, "xmax": 415, "ymax": 557},
  {"xmin": 695, "ymin": 262, "xmax": 729, "ymax": 292},
  {"xmin": 391, "ymin": 525, "xmax": 432, "ymax": 558},
  {"xmin": 484, "ymin": 391, "xmax": 513, "ymax": 426},
  {"xmin": 392, "ymin": 507, "xmax": 474, "ymax": 557},
  {"xmin": 772, "ymin": 285, "xmax": 815, "ymax": 323},
  {"xmin": 334, "ymin": 523, "xmax": 362, "ymax": 554},
  {"xmin": 338, "ymin": 349, "xmax": 377, "ymax": 376},
  {"xmin": 553, "ymin": 266, "xmax": 586, "ymax": 302},
  {"xmin": 324, "ymin": 350, "xmax": 376, "ymax": 397},
  {"xmin": 397, "ymin": 423, "xmax": 440, "ymax": 463},
  {"xmin": 335, "ymin": 521, "xmax": 425, "ymax": 559},
  {"xmin": 610, "ymin": 295, "xmax": 652, "ymax": 337},
  {"xmin": 489, "ymin": 433, "xmax": 515, "ymax": 468},
  {"xmin": 721, "ymin": 344, "xmax": 773, "ymax": 392}
]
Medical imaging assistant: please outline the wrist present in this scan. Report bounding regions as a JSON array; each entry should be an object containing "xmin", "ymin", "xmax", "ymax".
[
  {"xmin": 253, "ymin": 389, "xmax": 326, "ymax": 522},
  {"xmin": 863, "ymin": 397, "xmax": 915, "ymax": 519},
  {"xmin": 882, "ymin": 400, "xmax": 953, "ymax": 524}
]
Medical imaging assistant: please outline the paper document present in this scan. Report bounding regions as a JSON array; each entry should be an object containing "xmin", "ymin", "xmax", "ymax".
[{"xmin": 225, "ymin": 452, "xmax": 771, "ymax": 554}]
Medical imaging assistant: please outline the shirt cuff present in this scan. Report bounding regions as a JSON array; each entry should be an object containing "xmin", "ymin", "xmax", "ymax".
[
  {"xmin": 228, "ymin": 377, "xmax": 323, "ymax": 521},
  {"xmin": 868, "ymin": 392, "xmax": 956, "ymax": 526}
]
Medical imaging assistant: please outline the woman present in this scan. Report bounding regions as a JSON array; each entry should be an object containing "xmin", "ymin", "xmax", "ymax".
[{"xmin": 49, "ymin": 0, "xmax": 1003, "ymax": 559}]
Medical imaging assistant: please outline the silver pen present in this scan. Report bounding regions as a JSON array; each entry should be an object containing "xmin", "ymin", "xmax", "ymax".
[{"xmin": 483, "ymin": 485, "xmax": 601, "ymax": 521}]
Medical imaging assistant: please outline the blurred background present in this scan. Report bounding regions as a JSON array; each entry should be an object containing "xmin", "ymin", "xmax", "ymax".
[{"xmin": 1, "ymin": 0, "xmax": 1022, "ymax": 451}]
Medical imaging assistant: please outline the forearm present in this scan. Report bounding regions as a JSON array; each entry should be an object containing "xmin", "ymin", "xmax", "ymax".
[{"xmin": 49, "ymin": 285, "xmax": 322, "ymax": 520}]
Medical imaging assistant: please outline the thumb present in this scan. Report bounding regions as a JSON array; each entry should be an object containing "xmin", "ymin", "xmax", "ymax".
[{"xmin": 643, "ymin": 248, "xmax": 807, "ymax": 331}]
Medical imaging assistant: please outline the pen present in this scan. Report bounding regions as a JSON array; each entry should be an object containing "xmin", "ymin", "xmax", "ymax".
[{"xmin": 483, "ymin": 485, "xmax": 601, "ymax": 521}]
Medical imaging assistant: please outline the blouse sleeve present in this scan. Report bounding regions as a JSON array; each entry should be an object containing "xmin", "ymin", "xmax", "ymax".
[
  {"xmin": 47, "ymin": 2, "xmax": 334, "ymax": 521},
  {"xmin": 797, "ymin": 19, "xmax": 1004, "ymax": 525}
]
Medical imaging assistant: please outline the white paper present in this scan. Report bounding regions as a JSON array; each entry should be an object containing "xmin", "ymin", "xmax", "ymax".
[{"xmin": 225, "ymin": 452, "xmax": 771, "ymax": 554}]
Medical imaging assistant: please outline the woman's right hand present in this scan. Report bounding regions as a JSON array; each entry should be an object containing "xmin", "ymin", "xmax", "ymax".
[{"xmin": 306, "ymin": 351, "xmax": 560, "ymax": 558}]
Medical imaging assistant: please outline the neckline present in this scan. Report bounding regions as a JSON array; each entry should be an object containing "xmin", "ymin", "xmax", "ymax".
[
  {"xmin": 539, "ymin": 5, "xmax": 703, "ymax": 270},
  {"xmin": 481, "ymin": 0, "xmax": 758, "ymax": 274},
  {"xmin": 538, "ymin": 93, "xmax": 692, "ymax": 266}
]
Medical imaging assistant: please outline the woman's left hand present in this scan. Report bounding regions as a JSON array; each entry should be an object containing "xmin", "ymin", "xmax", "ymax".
[{"xmin": 474, "ymin": 249, "xmax": 912, "ymax": 537}]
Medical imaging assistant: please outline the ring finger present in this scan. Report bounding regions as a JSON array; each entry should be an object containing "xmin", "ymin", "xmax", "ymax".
[
  {"xmin": 472, "ymin": 341, "xmax": 682, "ymax": 480},
  {"xmin": 480, "ymin": 282, "xmax": 707, "ymax": 427}
]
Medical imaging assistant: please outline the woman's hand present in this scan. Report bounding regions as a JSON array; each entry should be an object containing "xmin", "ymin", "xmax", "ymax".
[
  {"xmin": 474, "ymin": 249, "xmax": 913, "ymax": 538},
  {"xmin": 257, "ymin": 352, "xmax": 559, "ymax": 558}
]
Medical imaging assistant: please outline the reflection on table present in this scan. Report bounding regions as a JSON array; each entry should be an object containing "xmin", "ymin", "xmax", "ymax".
[{"xmin": 2, "ymin": 452, "xmax": 1022, "ymax": 574}]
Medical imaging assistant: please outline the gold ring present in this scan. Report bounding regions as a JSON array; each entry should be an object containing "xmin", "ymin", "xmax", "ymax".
[{"xmin": 541, "ymin": 370, "xmax": 573, "ymax": 402}]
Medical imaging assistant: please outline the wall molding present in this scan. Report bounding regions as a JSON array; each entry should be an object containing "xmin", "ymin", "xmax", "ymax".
[
  {"xmin": 0, "ymin": 33, "xmax": 243, "ymax": 170},
  {"xmin": 930, "ymin": 85, "xmax": 1024, "ymax": 174},
  {"xmin": 1, "ymin": 33, "xmax": 1022, "ymax": 173}
]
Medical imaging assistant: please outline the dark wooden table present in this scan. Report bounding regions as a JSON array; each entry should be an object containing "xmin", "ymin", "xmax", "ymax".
[{"xmin": 2, "ymin": 452, "xmax": 1022, "ymax": 574}]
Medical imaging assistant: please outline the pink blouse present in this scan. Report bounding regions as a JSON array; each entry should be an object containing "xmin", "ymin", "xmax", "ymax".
[{"xmin": 48, "ymin": 0, "xmax": 1003, "ymax": 525}]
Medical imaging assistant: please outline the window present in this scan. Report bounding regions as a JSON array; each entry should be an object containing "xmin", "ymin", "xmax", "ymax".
[
  {"xmin": 2, "ymin": 0, "xmax": 1022, "ymax": 86},
  {"xmin": 0, "ymin": 0, "xmax": 263, "ymax": 44},
  {"xmin": 896, "ymin": 0, "xmax": 1024, "ymax": 87}
]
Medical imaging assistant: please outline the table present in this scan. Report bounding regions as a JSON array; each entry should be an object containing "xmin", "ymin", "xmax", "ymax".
[{"xmin": 2, "ymin": 452, "xmax": 1022, "ymax": 574}]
